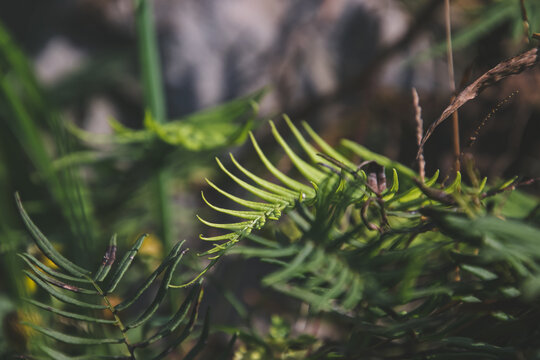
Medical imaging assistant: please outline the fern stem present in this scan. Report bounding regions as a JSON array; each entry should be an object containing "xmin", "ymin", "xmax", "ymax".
[{"xmin": 87, "ymin": 275, "xmax": 136, "ymax": 359}]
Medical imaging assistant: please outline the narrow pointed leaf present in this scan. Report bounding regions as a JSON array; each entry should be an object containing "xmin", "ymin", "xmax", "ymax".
[
  {"xmin": 229, "ymin": 245, "xmax": 299, "ymax": 258},
  {"xmin": 25, "ymin": 265, "xmax": 96, "ymax": 294},
  {"xmin": 26, "ymin": 299, "xmax": 116, "ymax": 324},
  {"xmin": 151, "ymin": 284, "xmax": 204, "ymax": 359},
  {"xmin": 383, "ymin": 169, "xmax": 399, "ymax": 201},
  {"xmin": 283, "ymin": 115, "xmax": 327, "ymax": 165},
  {"xmin": 15, "ymin": 193, "xmax": 90, "ymax": 276},
  {"xmin": 134, "ymin": 282, "xmax": 202, "ymax": 347},
  {"xmin": 216, "ymin": 157, "xmax": 291, "ymax": 205},
  {"xmin": 24, "ymin": 271, "xmax": 106, "ymax": 309},
  {"xmin": 93, "ymin": 234, "xmax": 118, "ymax": 282},
  {"xmin": 498, "ymin": 176, "xmax": 518, "ymax": 190},
  {"xmin": 273, "ymin": 283, "xmax": 326, "ymax": 306},
  {"xmin": 199, "ymin": 233, "xmax": 237, "ymax": 242},
  {"xmin": 342, "ymin": 276, "xmax": 364, "ymax": 309},
  {"xmin": 229, "ymin": 153, "xmax": 298, "ymax": 200},
  {"xmin": 183, "ymin": 308, "xmax": 210, "ymax": 360},
  {"xmin": 201, "ymin": 192, "xmax": 265, "ymax": 220},
  {"xmin": 445, "ymin": 171, "xmax": 462, "ymax": 193},
  {"xmin": 115, "ymin": 240, "xmax": 185, "ymax": 311},
  {"xmin": 316, "ymin": 268, "xmax": 350, "ymax": 310},
  {"xmin": 394, "ymin": 170, "xmax": 440, "ymax": 203},
  {"xmin": 478, "ymin": 177, "xmax": 488, "ymax": 192},
  {"xmin": 125, "ymin": 248, "xmax": 186, "ymax": 330},
  {"xmin": 341, "ymin": 139, "xmax": 417, "ymax": 178},
  {"xmin": 197, "ymin": 216, "xmax": 261, "ymax": 231},
  {"xmin": 23, "ymin": 322, "xmax": 123, "ymax": 344},
  {"xmin": 263, "ymin": 242, "xmax": 315, "ymax": 286},
  {"xmin": 269, "ymin": 121, "xmax": 325, "ymax": 183},
  {"xmin": 249, "ymin": 132, "xmax": 315, "ymax": 197},
  {"xmin": 217, "ymin": 333, "xmax": 238, "ymax": 360},
  {"xmin": 302, "ymin": 121, "xmax": 355, "ymax": 168},
  {"xmin": 461, "ymin": 264, "xmax": 498, "ymax": 280},
  {"xmin": 18, "ymin": 253, "xmax": 91, "ymax": 283},
  {"xmin": 106, "ymin": 234, "xmax": 147, "ymax": 294},
  {"xmin": 206, "ymin": 178, "xmax": 280, "ymax": 212}
]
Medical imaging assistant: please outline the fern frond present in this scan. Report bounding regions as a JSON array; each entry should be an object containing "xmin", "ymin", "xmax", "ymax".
[
  {"xmin": 199, "ymin": 116, "xmax": 540, "ymax": 358},
  {"xmin": 16, "ymin": 194, "xmax": 208, "ymax": 359},
  {"xmin": 197, "ymin": 117, "xmax": 431, "ymax": 263}
]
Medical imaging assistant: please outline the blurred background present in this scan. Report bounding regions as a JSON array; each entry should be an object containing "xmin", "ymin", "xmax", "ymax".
[{"xmin": 1, "ymin": 0, "xmax": 539, "ymax": 357}]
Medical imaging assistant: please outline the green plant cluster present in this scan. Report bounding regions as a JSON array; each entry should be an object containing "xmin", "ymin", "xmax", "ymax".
[
  {"xmin": 2, "ymin": 0, "xmax": 540, "ymax": 359},
  {"xmin": 16, "ymin": 192, "xmax": 207, "ymax": 359},
  {"xmin": 197, "ymin": 117, "xmax": 540, "ymax": 359}
]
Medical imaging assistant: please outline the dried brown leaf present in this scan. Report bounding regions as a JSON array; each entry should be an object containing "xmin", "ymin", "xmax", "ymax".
[{"xmin": 418, "ymin": 47, "xmax": 540, "ymax": 158}]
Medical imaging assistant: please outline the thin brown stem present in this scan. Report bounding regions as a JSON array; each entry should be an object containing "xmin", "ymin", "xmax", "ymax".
[{"xmin": 444, "ymin": 0, "xmax": 460, "ymax": 172}]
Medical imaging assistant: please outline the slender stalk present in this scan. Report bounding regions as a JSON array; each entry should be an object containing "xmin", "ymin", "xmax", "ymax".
[
  {"xmin": 444, "ymin": 0, "xmax": 460, "ymax": 172},
  {"xmin": 412, "ymin": 88, "xmax": 425, "ymax": 182},
  {"xmin": 88, "ymin": 276, "xmax": 135, "ymax": 359},
  {"xmin": 133, "ymin": 0, "xmax": 173, "ymax": 249}
]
